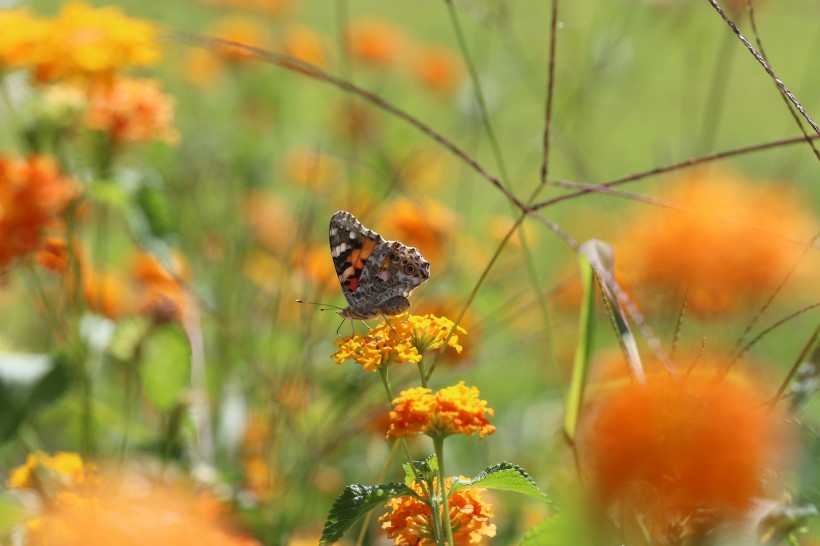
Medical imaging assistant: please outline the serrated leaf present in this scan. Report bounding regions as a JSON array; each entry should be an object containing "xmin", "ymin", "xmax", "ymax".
[
  {"xmin": 320, "ymin": 482, "xmax": 417, "ymax": 544},
  {"xmin": 139, "ymin": 324, "xmax": 190, "ymax": 412},
  {"xmin": 450, "ymin": 462, "xmax": 551, "ymax": 505}
]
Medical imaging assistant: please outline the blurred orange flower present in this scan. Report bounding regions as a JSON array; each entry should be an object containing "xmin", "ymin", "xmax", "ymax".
[
  {"xmin": 242, "ymin": 190, "xmax": 296, "ymax": 254},
  {"xmin": 35, "ymin": 236, "xmax": 72, "ymax": 273},
  {"xmin": 579, "ymin": 363, "xmax": 794, "ymax": 538},
  {"xmin": 345, "ymin": 19, "xmax": 406, "ymax": 67},
  {"xmin": 82, "ymin": 268, "xmax": 136, "ymax": 319},
  {"xmin": 132, "ymin": 251, "xmax": 189, "ymax": 323},
  {"xmin": 380, "ymin": 477, "xmax": 496, "ymax": 545},
  {"xmin": 34, "ymin": 2, "xmax": 161, "ymax": 83},
  {"xmin": 411, "ymin": 45, "xmax": 463, "ymax": 96},
  {"xmin": 379, "ymin": 198, "xmax": 459, "ymax": 264},
  {"xmin": 280, "ymin": 26, "xmax": 328, "ymax": 68},
  {"xmin": 85, "ymin": 77, "xmax": 178, "ymax": 145},
  {"xmin": 284, "ymin": 147, "xmax": 342, "ymax": 191},
  {"xmin": 0, "ymin": 8, "xmax": 50, "ymax": 70},
  {"xmin": 616, "ymin": 170, "xmax": 819, "ymax": 316},
  {"xmin": 205, "ymin": 0, "xmax": 298, "ymax": 17},
  {"xmin": 387, "ymin": 381, "xmax": 495, "ymax": 440},
  {"xmin": 0, "ymin": 155, "xmax": 77, "ymax": 269},
  {"xmin": 210, "ymin": 16, "xmax": 271, "ymax": 62},
  {"xmin": 21, "ymin": 471, "xmax": 258, "ymax": 546}
]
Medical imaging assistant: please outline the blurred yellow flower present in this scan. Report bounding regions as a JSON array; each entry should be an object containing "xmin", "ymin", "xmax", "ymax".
[
  {"xmin": 8, "ymin": 451, "xmax": 90, "ymax": 491},
  {"xmin": 280, "ymin": 26, "xmax": 328, "ymax": 68},
  {"xmin": 387, "ymin": 381, "xmax": 495, "ymax": 440},
  {"xmin": 284, "ymin": 147, "xmax": 342, "ymax": 190},
  {"xmin": 616, "ymin": 169, "xmax": 819, "ymax": 316},
  {"xmin": 380, "ymin": 477, "xmax": 496, "ymax": 545},
  {"xmin": 85, "ymin": 77, "xmax": 178, "ymax": 145},
  {"xmin": 34, "ymin": 2, "xmax": 161, "ymax": 83},
  {"xmin": 210, "ymin": 16, "xmax": 271, "ymax": 62},
  {"xmin": 0, "ymin": 8, "xmax": 51, "ymax": 71}
]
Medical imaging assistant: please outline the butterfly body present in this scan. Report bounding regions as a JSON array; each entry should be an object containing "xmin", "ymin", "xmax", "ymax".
[{"xmin": 329, "ymin": 211, "xmax": 430, "ymax": 320}]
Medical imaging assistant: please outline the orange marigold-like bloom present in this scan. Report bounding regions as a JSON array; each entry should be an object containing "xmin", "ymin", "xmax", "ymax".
[
  {"xmin": 33, "ymin": 2, "xmax": 161, "ymax": 83},
  {"xmin": 85, "ymin": 77, "xmax": 179, "ymax": 145},
  {"xmin": 616, "ymin": 170, "xmax": 819, "ymax": 316},
  {"xmin": 579, "ymin": 364, "xmax": 794, "ymax": 538},
  {"xmin": 379, "ymin": 198, "xmax": 459, "ymax": 264},
  {"xmin": 332, "ymin": 314, "xmax": 465, "ymax": 372},
  {"xmin": 411, "ymin": 45, "xmax": 463, "ymax": 96},
  {"xmin": 35, "ymin": 236, "xmax": 72, "ymax": 273},
  {"xmin": 387, "ymin": 381, "xmax": 495, "ymax": 440},
  {"xmin": 380, "ymin": 477, "xmax": 496, "ymax": 545},
  {"xmin": 0, "ymin": 8, "xmax": 51, "ymax": 70},
  {"xmin": 345, "ymin": 19, "xmax": 406, "ymax": 67},
  {"xmin": 0, "ymin": 155, "xmax": 76, "ymax": 269}
]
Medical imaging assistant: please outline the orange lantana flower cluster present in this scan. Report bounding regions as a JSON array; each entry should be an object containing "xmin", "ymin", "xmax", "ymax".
[
  {"xmin": 379, "ymin": 477, "xmax": 496, "ymax": 546},
  {"xmin": 579, "ymin": 364, "xmax": 794, "ymax": 538},
  {"xmin": 387, "ymin": 381, "xmax": 495, "ymax": 440},
  {"xmin": 332, "ymin": 314, "xmax": 465, "ymax": 371},
  {"xmin": 0, "ymin": 155, "xmax": 76, "ymax": 269},
  {"xmin": 85, "ymin": 78, "xmax": 179, "ymax": 145}
]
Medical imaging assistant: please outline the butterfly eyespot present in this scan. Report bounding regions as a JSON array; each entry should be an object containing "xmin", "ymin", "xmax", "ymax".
[
  {"xmin": 405, "ymin": 265, "xmax": 415, "ymax": 274},
  {"xmin": 401, "ymin": 258, "xmax": 409, "ymax": 266}
]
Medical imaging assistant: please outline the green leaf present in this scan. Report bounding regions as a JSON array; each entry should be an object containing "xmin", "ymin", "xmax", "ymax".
[
  {"xmin": 139, "ymin": 324, "xmax": 191, "ymax": 412},
  {"xmin": 402, "ymin": 455, "xmax": 437, "ymax": 487},
  {"xmin": 450, "ymin": 462, "xmax": 551, "ymax": 505},
  {"xmin": 320, "ymin": 482, "xmax": 417, "ymax": 544},
  {"xmin": 564, "ymin": 248, "xmax": 596, "ymax": 442},
  {"xmin": 135, "ymin": 185, "xmax": 175, "ymax": 238},
  {"xmin": 108, "ymin": 316, "xmax": 153, "ymax": 361},
  {"xmin": 0, "ymin": 494, "xmax": 27, "ymax": 536}
]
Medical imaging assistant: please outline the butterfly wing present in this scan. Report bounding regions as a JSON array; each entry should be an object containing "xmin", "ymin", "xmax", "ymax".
[{"xmin": 329, "ymin": 211, "xmax": 385, "ymax": 311}]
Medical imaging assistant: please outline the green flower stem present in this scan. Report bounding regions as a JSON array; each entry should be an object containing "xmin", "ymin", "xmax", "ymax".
[
  {"xmin": 416, "ymin": 357, "xmax": 427, "ymax": 388},
  {"xmin": 377, "ymin": 366, "xmax": 433, "ymax": 502},
  {"xmin": 433, "ymin": 435, "xmax": 454, "ymax": 546}
]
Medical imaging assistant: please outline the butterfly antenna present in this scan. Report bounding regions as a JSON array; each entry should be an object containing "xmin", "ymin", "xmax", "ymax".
[
  {"xmin": 296, "ymin": 299, "xmax": 345, "ymax": 312},
  {"xmin": 380, "ymin": 312, "xmax": 397, "ymax": 333}
]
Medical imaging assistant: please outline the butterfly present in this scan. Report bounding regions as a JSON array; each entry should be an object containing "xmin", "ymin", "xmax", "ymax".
[{"xmin": 329, "ymin": 210, "xmax": 430, "ymax": 320}]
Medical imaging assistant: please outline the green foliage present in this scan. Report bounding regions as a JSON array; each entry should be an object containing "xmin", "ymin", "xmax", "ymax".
[
  {"xmin": 450, "ymin": 462, "xmax": 551, "ymax": 505},
  {"xmin": 0, "ymin": 353, "xmax": 70, "ymax": 446},
  {"xmin": 320, "ymin": 482, "xmax": 417, "ymax": 544},
  {"xmin": 138, "ymin": 324, "xmax": 191, "ymax": 412}
]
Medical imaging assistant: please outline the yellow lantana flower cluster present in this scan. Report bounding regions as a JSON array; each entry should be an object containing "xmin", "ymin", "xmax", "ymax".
[
  {"xmin": 0, "ymin": 2, "xmax": 161, "ymax": 83},
  {"xmin": 379, "ymin": 477, "xmax": 496, "ymax": 546},
  {"xmin": 387, "ymin": 381, "xmax": 496, "ymax": 440},
  {"xmin": 332, "ymin": 313, "xmax": 466, "ymax": 371}
]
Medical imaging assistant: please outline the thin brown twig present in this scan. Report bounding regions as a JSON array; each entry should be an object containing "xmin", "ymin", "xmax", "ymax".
[
  {"xmin": 744, "ymin": 0, "xmax": 820, "ymax": 161},
  {"xmin": 167, "ymin": 31, "xmax": 524, "ymax": 212},
  {"xmin": 706, "ymin": 0, "xmax": 820, "ymax": 137},
  {"xmin": 531, "ymin": 134, "xmax": 820, "ymax": 211},
  {"xmin": 538, "ymin": 0, "xmax": 559, "ymax": 187}
]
